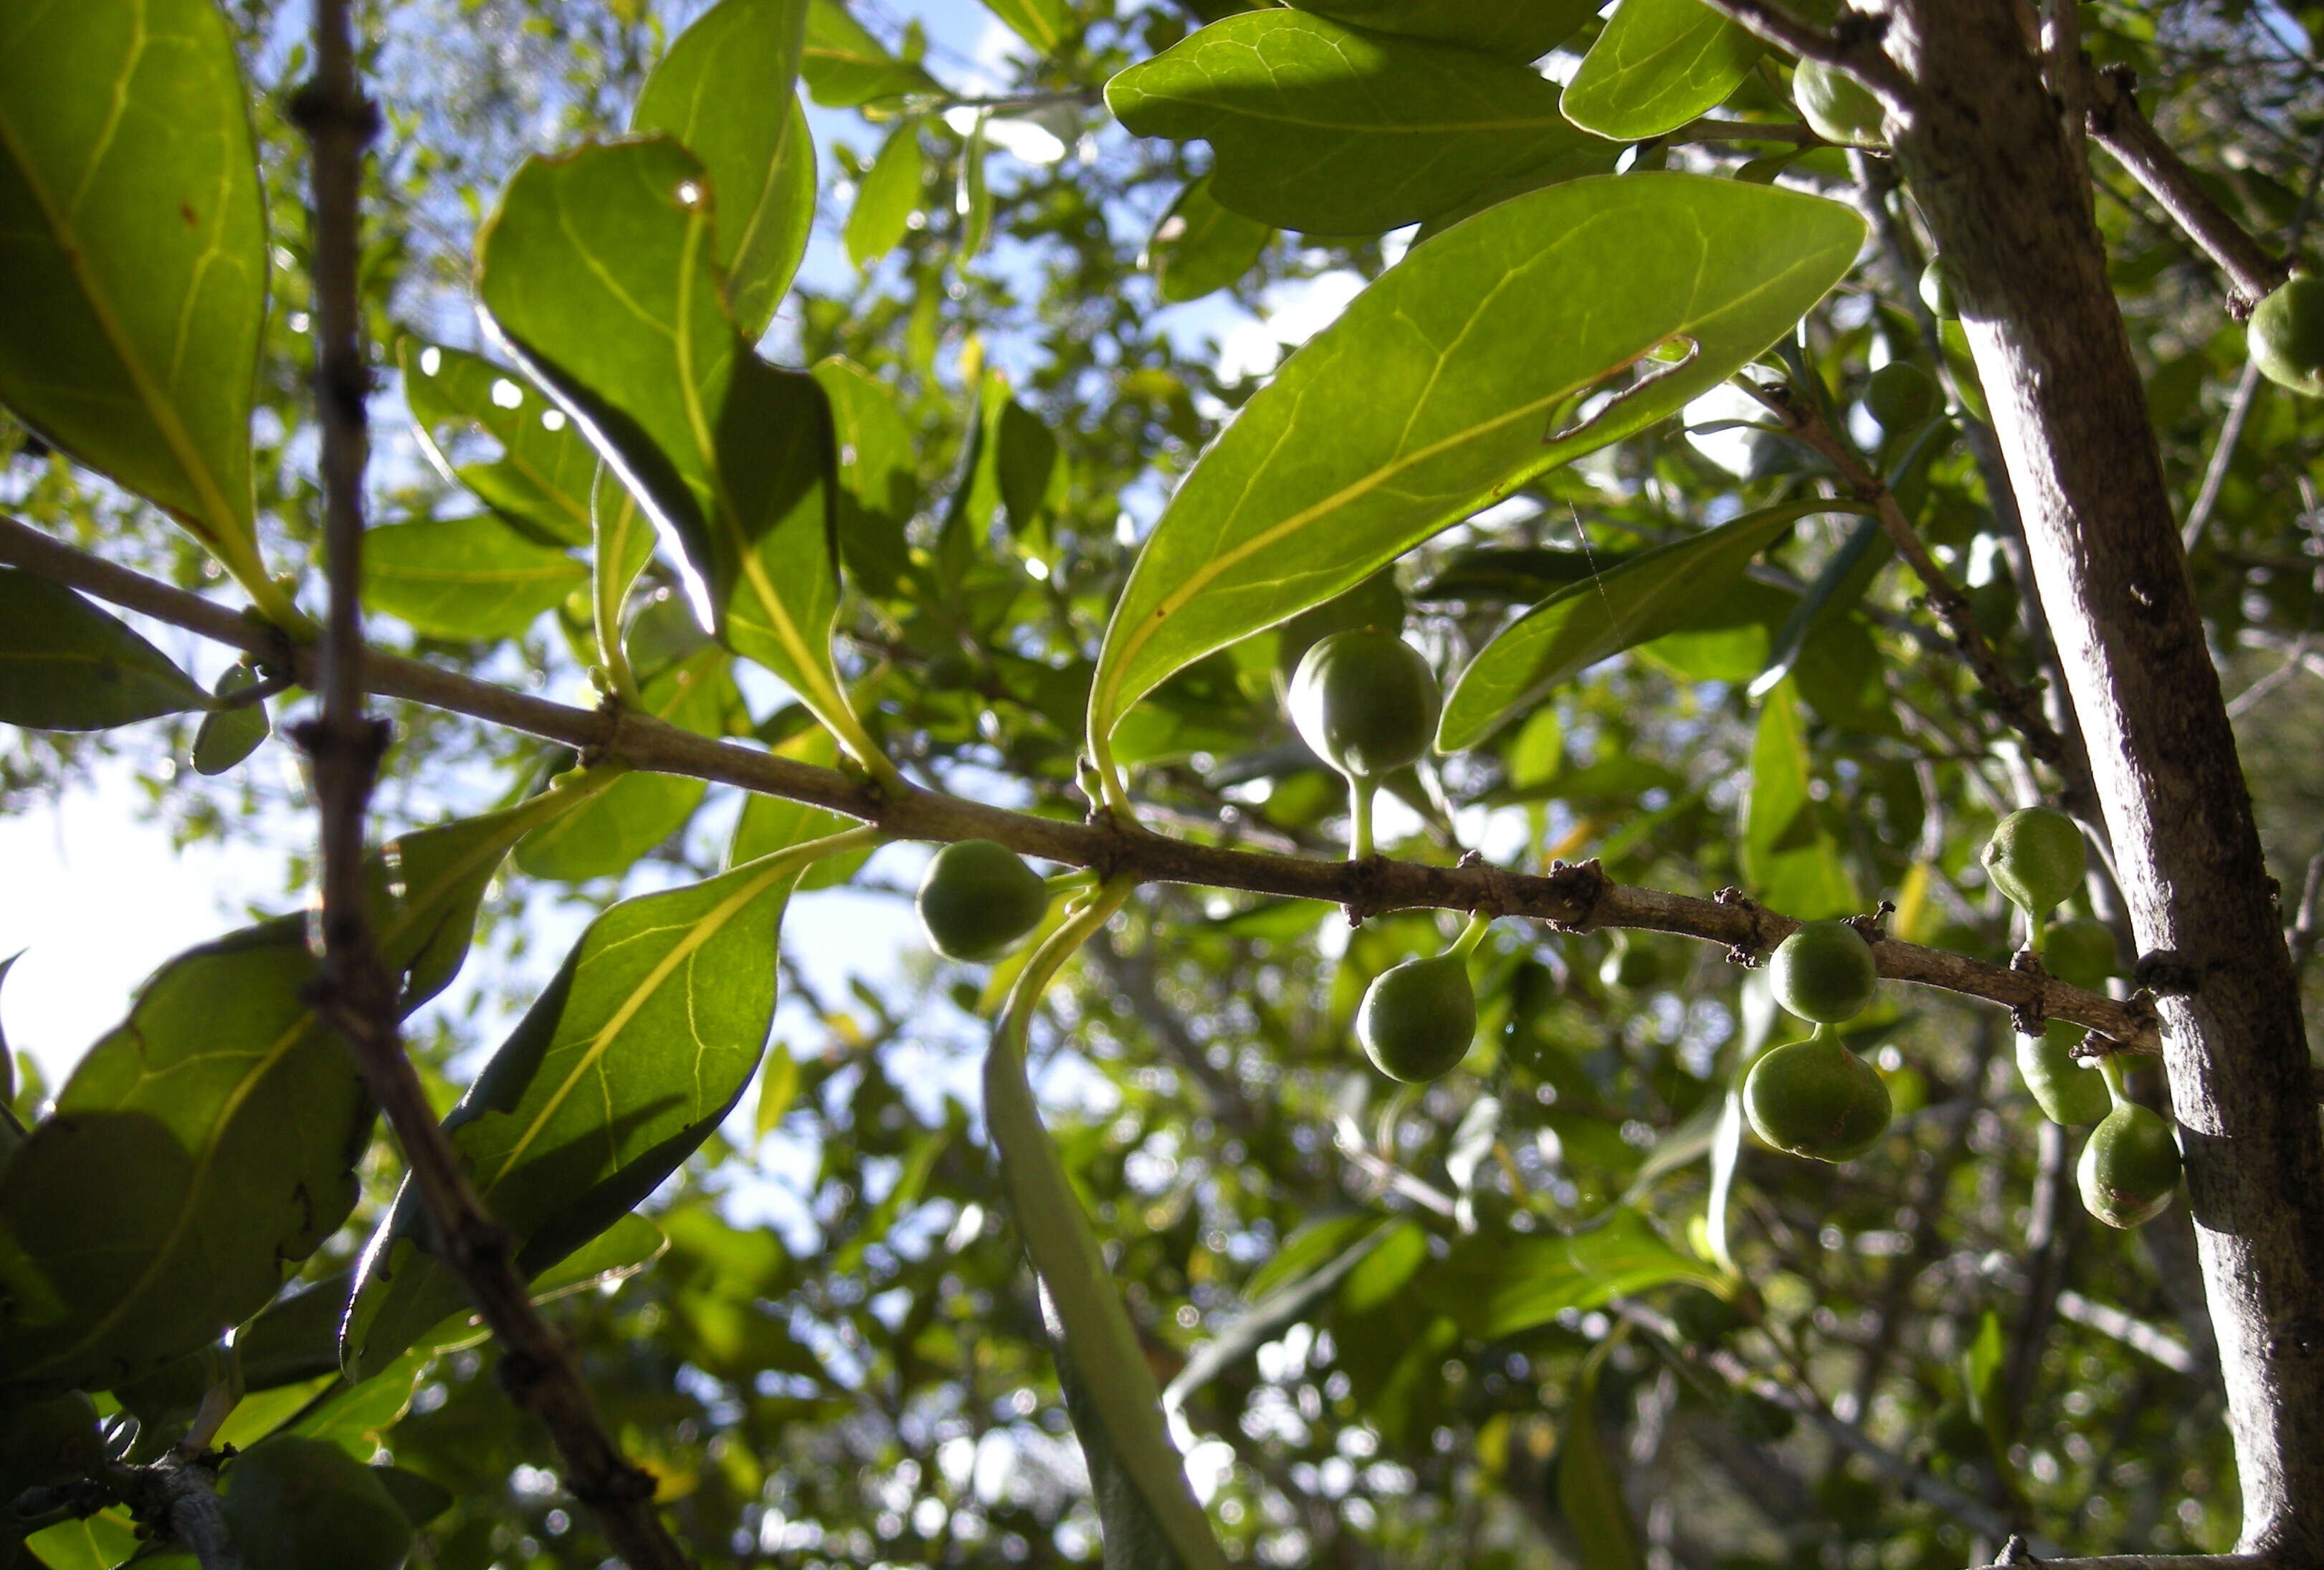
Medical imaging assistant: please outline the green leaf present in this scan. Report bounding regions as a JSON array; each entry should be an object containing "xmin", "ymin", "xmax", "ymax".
[
  {"xmin": 1560, "ymin": 0, "xmax": 1763, "ymax": 141},
  {"xmin": 0, "ymin": 951, "xmax": 17, "ymax": 1108},
  {"xmin": 0, "ymin": 0, "xmax": 270, "ymax": 591},
  {"xmin": 477, "ymin": 138, "xmax": 864, "ymax": 763},
  {"xmin": 400, "ymin": 339, "xmax": 598, "ymax": 546},
  {"xmin": 1556, "ymin": 1356, "xmax": 1648, "ymax": 1570},
  {"xmin": 1105, "ymin": 11, "xmax": 1611, "ymax": 234},
  {"xmin": 0, "ymin": 566, "xmax": 207, "ymax": 731},
  {"xmin": 1164, "ymin": 1222, "xmax": 1389, "ymax": 1414},
  {"xmin": 1748, "ymin": 513, "xmax": 1890, "ymax": 699},
  {"xmin": 1291, "ymin": 0, "xmax": 1596, "ymax": 60},
  {"xmin": 0, "ymin": 789, "xmax": 600, "ymax": 1392},
  {"xmin": 22, "ymin": 1510, "xmax": 139, "ymax": 1570},
  {"xmin": 801, "ymin": 0, "xmax": 939, "ymax": 106},
  {"xmin": 814, "ymin": 357, "xmax": 919, "ymax": 597},
  {"xmin": 344, "ymin": 856, "xmax": 803, "ymax": 1377},
  {"xmin": 984, "ymin": 0, "xmax": 1072, "ymax": 54},
  {"xmin": 1146, "ymin": 175, "xmax": 1272, "ymax": 304},
  {"xmin": 362, "ymin": 515, "xmax": 586, "ymax": 641},
  {"xmin": 957, "ymin": 113, "xmax": 991, "ymax": 260},
  {"xmin": 986, "ymin": 1015, "xmax": 1228, "ymax": 1570},
  {"xmin": 1087, "ymin": 175, "xmax": 1865, "ymax": 763},
  {"xmin": 593, "ymin": 462, "xmax": 657, "ymax": 667},
  {"xmin": 1741, "ymin": 677, "xmax": 1858, "ymax": 919},
  {"xmin": 190, "ymin": 662, "xmax": 270, "ymax": 775},
  {"xmin": 633, "ymin": 0, "xmax": 815, "ymax": 343},
  {"xmin": 1439, "ymin": 500, "xmax": 1867, "ymax": 751},
  {"xmin": 1415, "ymin": 1212, "xmax": 1720, "ymax": 1337},
  {"xmin": 844, "ymin": 119, "xmax": 925, "ymax": 270},
  {"xmin": 516, "ymin": 651, "xmax": 734, "ymax": 882}
]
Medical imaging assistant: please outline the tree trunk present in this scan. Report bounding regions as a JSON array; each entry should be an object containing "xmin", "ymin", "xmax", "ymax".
[{"xmin": 1883, "ymin": 0, "xmax": 2324, "ymax": 1552}]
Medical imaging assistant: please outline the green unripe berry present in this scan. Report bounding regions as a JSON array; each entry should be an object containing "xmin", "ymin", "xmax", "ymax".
[
  {"xmin": 2247, "ymin": 275, "xmax": 2324, "ymax": 398},
  {"xmin": 1983, "ymin": 807, "xmax": 2085, "ymax": 916},
  {"xmin": 1792, "ymin": 60, "xmax": 1886, "ymax": 149},
  {"xmin": 1865, "ymin": 363, "xmax": 1940, "ymax": 432},
  {"xmin": 1767, "ymin": 920, "xmax": 1880, "ymax": 1024},
  {"xmin": 2077, "ymin": 1101, "xmax": 2182, "ymax": 1229},
  {"xmin": 221, "ymin": 1435, "xmax": 416, "ymax": 1570},
  {"xmin": 1743, "ymin": 1033, "xmax": 1893, "ymax": 1162},
  {"xmin": 2016, "ymin": 1023, "xmax": 2111, "ymax": 1126},
  {"xmin": 1920, "ymin": 257, "xmax": 1961, "ymax": 320},
  {"xmin": 1356, "ymin": 952, "xmax": 1476, "ymax": 1083},
  {"xmin": 2042, "ymin": 918, "xmax": 2119, "ymax": 992},
  {"xmin": 1276, "ymin": 571, "xmax": 1406, "ymax": 682},
  {"xmin": 915, "ymin": 840, "xmax": 1049, "ymax": 962},
  {"xmin": 1288, "ymin": 629, "xmax": 1440, "ymax": 783}
]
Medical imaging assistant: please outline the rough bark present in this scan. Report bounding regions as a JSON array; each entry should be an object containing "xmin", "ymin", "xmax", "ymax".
[{"xmin": 1882, "ymin": 0, "xmax": 2324, "ymax": 1551}]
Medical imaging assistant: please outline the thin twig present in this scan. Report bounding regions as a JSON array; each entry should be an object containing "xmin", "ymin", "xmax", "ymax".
[
  {"xmin": 2180, "ymin": 126, "xmax": 2324, "ymax": 551},
  {"xmin": 1694, "ymin": 0, "xmax": 1914, "ymax": 103},
  {"xmin": 2085, "ymin": 64, "xmax": 2289, "ymax": 308},
  {"xmin": 282, "ymin": 7, "xmax": 689, "ymax": 1566},
  {"xmin": 1742, "ymin": 381, "xmax": 2084, "ymax": 805},
  {"xmin": 1662, "ymin": 117, "xmax": 1821, "ymax": 146},
  {"xmin": 1607, "ymin": 1299, "xmax": 2048, "ymax": 1551},
  {"xmin": 0, "ymin": 513, "xmax": 2166, "ymax": 1053}
]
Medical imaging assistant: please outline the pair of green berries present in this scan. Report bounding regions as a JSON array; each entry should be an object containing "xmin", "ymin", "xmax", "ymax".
[
  {"xmin": 1285, "ymin": 627, "xmax": 1487, "ymax": 1083},
  {"xmin": 1984, "ymin": 805, "xmax": 2182, "ymax": 1228}
]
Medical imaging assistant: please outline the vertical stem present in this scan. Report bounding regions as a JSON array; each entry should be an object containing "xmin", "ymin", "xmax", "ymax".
[
  {"xmin": 1885, "ymin": 1, "xmax": 2324, "ymax": 1551},
  {"xmin": 287, "ymin": 6, "xmax": 690, "ymax": 1566},
  {"xmin": 1348, "ymin": 775, "xmax": 1376, "ymax": 860}
]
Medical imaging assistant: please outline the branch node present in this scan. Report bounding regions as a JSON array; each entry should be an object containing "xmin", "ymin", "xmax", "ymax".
[{"xmin": 2133, "ymin": 948, "xmax": 2201, "ymax": 996}]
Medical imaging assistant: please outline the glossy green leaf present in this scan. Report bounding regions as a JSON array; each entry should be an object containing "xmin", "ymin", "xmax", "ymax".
[
  {"xmin": 1556, "ymin": 1356, "xmax": 1648, "ymax": 1570},
  {"xmin": 344, "ymin": 855, "xmax": 804, "ymax": 1377},
  {"xmin": 1415, "ymin": 1212, "xmax": 1720, "ymax": 1337},
  {"xmin": 633, "ymin": 0, "xmax": 815, "ymax": 343},
  {"xmin": 400, "ymin": 339, "xmax": 598, "ymax": 546},
  {"xmin": 801, "ymin": 0, "xmax": 938, "ymax": 106},
  {"xmin": 984, "ymin": 0, "xmax": 1072, "ymax": 54},
  {"xmin": 190, "ymin": 661, "xmax": 269, "ymax": 775},
  {"xmin": 1106, "ymin": 11, "xmax": 1609, "ymax": 234},
  {"xmin": 986, "ymin": 1008, "xmax": 1228, "ymax": 1570},
  {"xmin": 1742, "ymin": 677, "xmax": 1857, "ymax": 918},
  {"xmin": 362, "ymin": 515, "xmax": 586, "ymax": 641},
  {"xmin": 0, "ymin": 0, "xmax": 268, "ymax": 587},
  {"xmin": 845, "ymin": 120, "xmax": 925, "ymax": 270},
  {"xmin": 593, "ymin": 462, "xmax": 657, "ymax": 669},
  {"xmin": 814, "ymin": 357, "xmax": 918, "ymax": 596},
  {"xmin": 1146, "ymin": 175, "xmax": 1272, "ymax": 303},
  {"xmin": 516, "ymin": 651, "xmax": 734, "ymax": 882},
  {"xmin": 22, "ymin": 1510, "xmax": 138, "ymax": 1570},
  {"xmin": 0, "ymin": 566, "xmax": 207, "ymax": 731},
  {"xmin": 1292, "ymin": 0, "xmax": 1596, "ymax": 60},
  {"xmin": 753, "ymin": 1045, "xmax": 801, "ymax": 1141},
  {"xmin": 1561, "ymin": 0, "xmax": 1763, "ymax": 141},
  {"xmin": 1088, "ymin": 175, "xmax": 1865, "ymax": 764},
  {"xmin": 0, "ymin": 789, "xmax": 600, "ymax": 1393},
  {"xmin": 477, "ymin": 138, "xmax": 862, "ymax": 761},
  {"xmin": 1440, "ymin": 500, "xmax": 1867, "ymax": 751}
]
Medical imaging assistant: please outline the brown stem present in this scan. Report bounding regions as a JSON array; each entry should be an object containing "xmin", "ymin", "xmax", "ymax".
[
  {"xmin": 1693, "ymin": 0, "xmax": 1915, "ymax": 103},
  {"xmin": 1743, "ymin": 379, "xmax": 2087, "ymax": 810},
  {"xmin": 1886, "ymin": 2, "xmax": 2324, "ymax": 1552},
  {"xmin": 0, "ymin": 512, "xmax": 2166, "ymax": 1055},
  {"xmin": 282, "ymin": 7, "xmax": 688, "ymax": 1566},
  {"xmin": 2085, "ymin": 64, "xmax": 2289, "ymax": 310}
]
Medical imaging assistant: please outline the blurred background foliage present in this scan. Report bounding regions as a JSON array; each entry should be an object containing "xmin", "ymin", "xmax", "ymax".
[{"xmin": 4, "ymin": 0, "xmax": 2323, "ymax": 1566}]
